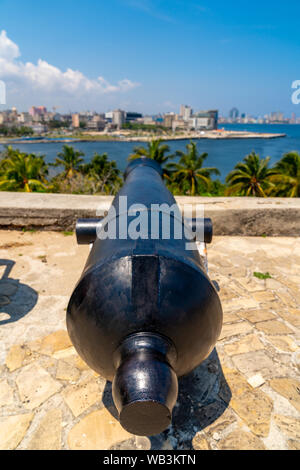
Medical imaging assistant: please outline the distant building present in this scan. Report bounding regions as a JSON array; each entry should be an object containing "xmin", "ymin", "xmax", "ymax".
[
  {"xmin": 163, "ymin": 113, "xmax": 176, "ymax": 128},
  {"xmin": 142, "ymin": 116, "xmax": 155, "ymax": 125},
  {"xmin": 87, "ymin": 115, "xmax": 105, "ymax": 131},
  {"xmin": 180, "ymin": 105, "xmax": 192, "ymax": 121},
  {"xmin": 172, "ymin": 119, "xmax": 188, "ymax": 132},
  {"xmin": 52, "ymin": 113, "xmax": 63, "ymax": 122},
  {"xmin": 105, "ymin": 111, "xmax": 113, "ymax": 122},
  {"xmin": 112, "ymin": 109, "xmax": 126, "ymax": 128},
  {"xmin": 126, "ymin": 112, "xmax": 143, "ymax": 122},
  {"xmin": 72, "ymin": 114, "xmax": 80, "ymax": 128},
  {"xmin": 29, "ymin": 106, "xmax": 47, "ymax": 118},
  {"xmin": 191, "ymin": 110, "xmax": 218, "ymax": 130},
  {"xmin": 229, "ymin": 107, "xmax": 239, "ymax": 120},
  {"xmin": 270, "ymin": 111, "xmax": 284, "ymax": 123},
  {"xmin": 2, "ymin": 108, "xmax": 17, "ymax": 123},
  {"xmin": 32, "ymin": 123, "xmax": 47, "ymax": 134},
  {"xmin": 18, "ymin": 112, "xmax": 31, "ymax": 124}
]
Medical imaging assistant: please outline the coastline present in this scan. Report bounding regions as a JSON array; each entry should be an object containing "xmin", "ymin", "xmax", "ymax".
[{"xmin": 0, "ymin": 129, "xmax": 287, "ymax": 145}]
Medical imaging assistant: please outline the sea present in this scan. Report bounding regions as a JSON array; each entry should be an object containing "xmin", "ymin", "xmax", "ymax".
[{"xmin": 1, "ymin": 123, "xmax": 300, "ymax": 182}]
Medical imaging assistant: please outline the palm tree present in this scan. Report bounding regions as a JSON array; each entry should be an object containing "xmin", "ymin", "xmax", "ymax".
[
  {"xmin": 0, "ymin": 145, "xmax": 20, "ymax": 162},
  {"xmin": 268, "ymin": 151, "xmax": 300, "ymax": 197},
  {"xmin": 52, "ymin": 145, "xmax": 85, "ymax": 178},
  {"xmin": 0, "ymin": 149, "xmax": 49, "ymax": 192},
  {"xmin": 167, "ymin": 141, "xmax": 220, "ymax": 195},
  {"xmin": 81, "ymin": 153, "xmax": 122, "ymax": 195},
  {"xmin": 225, "ymin": 151, "xmax": 274, "ymax": 197},
  {"xmin": 129, "ymin": 139, "xmax": 172, "ymax": 166}
]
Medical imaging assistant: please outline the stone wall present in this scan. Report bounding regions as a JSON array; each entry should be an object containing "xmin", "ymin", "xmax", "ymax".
[{"xmin": 0, "ymin": 192, "xmax": 299, "ymax": 236}]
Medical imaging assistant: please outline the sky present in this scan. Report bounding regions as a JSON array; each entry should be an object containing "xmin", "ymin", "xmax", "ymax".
[{"xmin": 0, "ymin": 0, "xmax": 299, "ymax": 117}]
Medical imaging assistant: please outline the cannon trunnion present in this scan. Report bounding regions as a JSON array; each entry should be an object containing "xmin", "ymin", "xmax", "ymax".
[{"xmin": 67, "ymin": 157, "xmax": 223, "ymax": 436}]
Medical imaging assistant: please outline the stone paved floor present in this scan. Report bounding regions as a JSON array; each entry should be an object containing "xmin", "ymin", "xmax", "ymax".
[{"xmin": 0, "ymin": 231, "xmax": 299, "ymax": 450}]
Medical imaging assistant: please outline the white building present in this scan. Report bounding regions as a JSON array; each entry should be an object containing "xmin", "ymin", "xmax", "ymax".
[
  {"xmin": 88, "ymin": 115, "xmax": 105, "ymax": 131},
  {"xmin": 180, "ymin": 105, "xmax": 192, "ymax": 121},
  {"xmin": 112, "ymin": 109, "xmax": 126, "ymax": 128},
  {"xmin": 189, "ymin": 110, "xmax": 218, "ymax": 130},
  {"xmin": 18, "ymin": 112, "xmax": 32, "ymax": 125},
  {"xmin": 32, "ymin": 123, "xmax": 47, "ymax": 134}
]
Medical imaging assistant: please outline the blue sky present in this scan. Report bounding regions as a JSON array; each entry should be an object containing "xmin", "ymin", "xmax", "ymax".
[{"xmin": 0, "ymin": 0, "xmax": 299, "ymax": 116}]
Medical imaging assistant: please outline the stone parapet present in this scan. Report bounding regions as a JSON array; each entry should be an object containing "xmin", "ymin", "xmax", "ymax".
[{"xmin": 0, "ymin": 192, "xmax": 299, "ymax": 236}]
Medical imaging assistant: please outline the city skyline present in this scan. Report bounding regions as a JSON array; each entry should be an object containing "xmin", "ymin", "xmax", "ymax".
[
  {"xmin": 1, "ymin": 103, "xmax": 299, "ymax": 137},
  {"xmin": 0, "ymin": 1, "xmax": 300, "ymax": 115}
]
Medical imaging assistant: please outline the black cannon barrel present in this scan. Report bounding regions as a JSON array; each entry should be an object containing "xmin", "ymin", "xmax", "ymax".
[{"xmin": 67, "ymin": 157, "xmax": 223, "ymax": 436}]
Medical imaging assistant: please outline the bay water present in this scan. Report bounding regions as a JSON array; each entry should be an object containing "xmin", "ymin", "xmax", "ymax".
[{"xmin": 1, "ymin": 123, "xmax": 299, "ymax": 182}]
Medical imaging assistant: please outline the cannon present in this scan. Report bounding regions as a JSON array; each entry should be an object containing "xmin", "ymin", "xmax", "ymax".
[{"xmin": 67, "ymin": 157, "xmax": 223, "ymax": 436}]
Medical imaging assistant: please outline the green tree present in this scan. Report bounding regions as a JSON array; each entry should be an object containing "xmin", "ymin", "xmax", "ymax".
[
  {"xmin": 167, "ymin": 141, "xmax": 220, "ymax": 195},
  {"xmin": 0, "ymin": 125, "xmax": 33, "ymax": 137},
  {"xmin": 196, "ymin": 179, "xmax": 226, "ymax": 197},
  {"xmin": 81, "ymin": 153, "xmax": 122, "ymax": 195},
  {"xmin": 52, "ymin": 145, "xmax": 85, "ymax": 178},
  {"xmin": 0, "ymin": 147, "xmax": 49, "ymax": 192},
  {"xmin": 47, "ymin": 120, "xmax": 66, "ymax": 130},
  {"xmin": 129, "ymin": 139, "xmax": 174, "ymax": 180},
  {"xmin": 225, "ymin": 151, "xmax": 274, "ymax": 197},
  {"xmin": 129, "ymin": 139, "xmax": 172, "ymax": 165},
  {"xmin": 269, "ymin": 151, "xmax": 300, "ymax": 197}
]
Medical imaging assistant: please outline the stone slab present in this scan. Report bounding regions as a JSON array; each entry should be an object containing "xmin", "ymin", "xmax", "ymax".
[
  {"xmin": 27, "ymin": 409, "xmax": 62, "ymax": 450},
  {"xmin": 68, "ymin": 408, "xmax": 132, "ymax": 450},
  {"xmin": 218, "ymin": 429, "xmax": 265, "ymax": 450},
  {"xmin": 16, "ymin": 363, "xmax": 62, "ymax": 410},
  {"xmin": 0, "ymin": 414, "xmax": 33, "ymax": 450}
]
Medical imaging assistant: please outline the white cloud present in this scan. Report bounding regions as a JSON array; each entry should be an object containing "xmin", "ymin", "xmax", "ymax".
[
  {"xmin": 0, "ymin": 30, "xmax": 20, "ymax": 60},
  {"xmin": 0, "ymin": 30, "xmax": 140, "ymax": 108}
]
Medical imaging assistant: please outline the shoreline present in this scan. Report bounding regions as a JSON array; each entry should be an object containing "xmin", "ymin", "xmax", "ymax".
[{"xmin": 0, "ymin": 130, "xmax": 287, "ymax": 145}]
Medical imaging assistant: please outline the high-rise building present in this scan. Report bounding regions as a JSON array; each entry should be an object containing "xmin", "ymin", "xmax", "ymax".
[
  {"xmin": 72, "ymin": 113, "xmax": 80, "ymax": 128},
  {"xmin": 180, "ymin": 105, "xmax": 192, "ymax": 121},
  {"xmin": 112, "ymin": 109, "xmax": 126, "ymax": 128},
  {"xmin": 229, "ymin": 108, "xmax": 239, "ymax": 120},
  {"xmin": 29, "ymin": 106, "xmax": 47, "ymax": 118},
  {"xmin": 270, "ymin": 111, "xmax": 284, "ymax": 123}
]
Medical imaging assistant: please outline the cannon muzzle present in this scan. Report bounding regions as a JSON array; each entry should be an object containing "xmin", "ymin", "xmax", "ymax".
[{"xmin": 67, "ymin": 157, "xmax": 223, "ymax": 436}]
